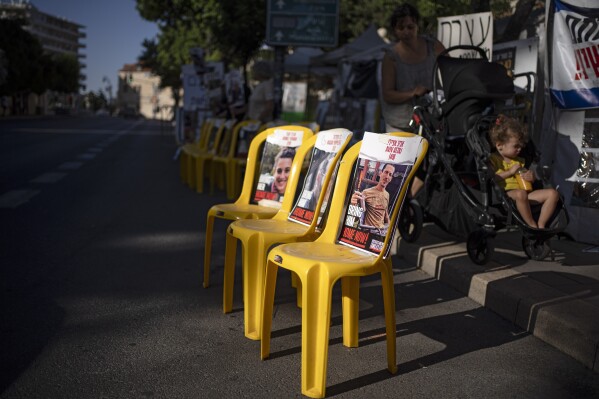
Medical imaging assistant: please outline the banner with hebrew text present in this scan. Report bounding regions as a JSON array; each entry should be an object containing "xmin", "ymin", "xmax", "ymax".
[{"xmin": 549, "ymin": 0, "xmax": 599, "ymax": 109}]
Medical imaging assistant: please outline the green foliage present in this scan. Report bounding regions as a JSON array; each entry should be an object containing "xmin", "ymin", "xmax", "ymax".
[
  {"xmin": 0, "ymin": 18, "xmax": 44, "ymax": 95},
  {"xmin": 51, "ymin": 54, "xmax": 81, "ymax": 93},
  {"xmin": 135, "ymin": 0, "xmax": 522, "ymax": 98},
  {"xmin": 85, "ymin": 90, "xmax": 108, "ymax": 112},
  {"xmin": 0, "ymin": 18, "xmax": 81, "ymax": 95}
]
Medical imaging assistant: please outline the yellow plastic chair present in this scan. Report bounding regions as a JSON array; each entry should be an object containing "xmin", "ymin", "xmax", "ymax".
[
  {"xmin": 203, "ymin": 125, "xmax": 314, "ymax": 288},
  {"xmin": 260, "ymin": 132, "xmax": 428, "ymax": 398},
  {"xmin": 224, "ymin": 128, "xmax": 353, "ymax": 340},
  {"xmin": 191, "ymin": 118, "xmax": 231, "ymax": 193},
  {"xmin": 209, "ymin": 120, "xmax": 262, "ymax": 199},
  {"xmin": 180, "ymin": 117, "xmax": 215, "ymax": 186}
]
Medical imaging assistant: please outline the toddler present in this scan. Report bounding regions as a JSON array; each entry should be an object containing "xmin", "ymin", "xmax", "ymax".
[{"xmin": 488, "ymin": 115, "xmax": 559, "ymax": 229}]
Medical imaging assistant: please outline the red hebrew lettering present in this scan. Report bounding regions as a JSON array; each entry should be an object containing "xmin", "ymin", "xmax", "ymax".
[
  {"xmin": 586, "ymin": 45, "xmax": 599, "ymax": 78},
  {"xmin": 342, "ymin": 227, "xmax": 356, "ymax": 239},
  {"xmin": 575, "ymin": 48, "xmax": 589, "ymax": 80},
  {"xmin": 304, "ymin": 210, "xmax": 314, "ymax": 221},
  {"xmin": 354, "ymin": 231, "xmax": 368, "ymax": 244},
  {"xmin": 292, "ymin": 208, "xmax": 305, "ymax": 218},
  {"xmin": 389, "ymin": 153, "xmax": 396, "ymax": 161}
]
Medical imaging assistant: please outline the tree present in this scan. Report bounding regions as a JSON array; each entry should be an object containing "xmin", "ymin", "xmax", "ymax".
[
  {"xmin": 0, "ymin": 18, "xmax": 45, "ymax": 95},
  {"xmin": 135, "ymin": 0, "xmax": 535, "ymax": 97},
  {"xmin": 0, "ymin": 19, "xmax": 81, "ymax": 96}
]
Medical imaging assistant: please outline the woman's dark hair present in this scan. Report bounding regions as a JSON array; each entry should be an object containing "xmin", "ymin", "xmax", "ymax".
[{"xmin": 390, "ymin": 3, "xmax": 420, "ymax": 29}]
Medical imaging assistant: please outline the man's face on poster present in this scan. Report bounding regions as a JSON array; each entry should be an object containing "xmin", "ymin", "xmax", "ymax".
[{"xmin": 379, "ymin": 164, "xmax": 395, "ymax": 189}]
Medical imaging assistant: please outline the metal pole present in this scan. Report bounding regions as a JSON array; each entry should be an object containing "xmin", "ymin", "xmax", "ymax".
[{"xmin": 273, "ymin": 46, "xmax": 285, "ymax": 120}]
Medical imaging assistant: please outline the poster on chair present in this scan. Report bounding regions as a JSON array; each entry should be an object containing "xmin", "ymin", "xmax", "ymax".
[
  {"xmin": 289, "ymin": 129, "xmax": 352, "ymax": 227},
  {"xmin": 337, "ymin": 132, "xmax": 423, "ymax": 257},
  {"xmin": 254, "ymin": 129, "xmax": 304, "ymax": 204}
]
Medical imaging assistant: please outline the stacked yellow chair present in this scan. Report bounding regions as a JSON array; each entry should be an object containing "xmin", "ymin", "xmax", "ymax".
[
  {"xmin": 190, "ymin": 118, "xmax": 232, "ymax": 193},
  {"xmin": 224, "ymin": 128, "xmax": 353, "ymax": 340},
  {"xmin": 202, "ymin": 125, "xmax": 314, "ymax": 288},
  {"xmin": 209, "ymin": 120, "xmax": 261, "ymax": 199},
  {"xmin": 260, "ymin": 132, "xmax": 429, "ymax": 398},
  {"xmin": 179, "ymin": 117, "xmax": 215, "ymax": 186}
]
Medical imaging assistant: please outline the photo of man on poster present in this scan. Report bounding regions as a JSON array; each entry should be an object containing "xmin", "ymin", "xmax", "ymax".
[{"xmin": 350, "ymin": 163, "xmax": 396, "ymax": 236}]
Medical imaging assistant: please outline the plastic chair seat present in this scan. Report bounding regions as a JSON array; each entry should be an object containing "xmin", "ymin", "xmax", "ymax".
[
  {"xmin": 269, "ymin": 241, "xmax": 379, "ymax": 265},
  {"xmin": 232, "ymin": 218, "xmax": 312, "ymax": 234},
  {"xmin": 210, "ymin": 203, "xmax": 280, "ymax": 220}
]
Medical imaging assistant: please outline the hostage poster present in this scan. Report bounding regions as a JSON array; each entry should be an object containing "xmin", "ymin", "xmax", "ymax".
[
  {"xmin": 254, "ymin": 129, "xmax": 305, "ymax": 204},
  {"xmin": 288, "ymin": 129, "xmax": 352, "ymax": 226},
  {"xmin": 337, "ymin": 132, "xmax": 424, "ymax": 256}
]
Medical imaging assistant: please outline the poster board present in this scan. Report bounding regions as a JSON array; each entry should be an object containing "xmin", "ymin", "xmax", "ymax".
[
  {"xmin": 289, "ymin": 129, "xmax": 352, "ymax": 226},
  {"xmin": 437, "ymin": 12, "xmax": 493, "ymax": 59},
  {"xmin": 493, "ymin": 37, "xmax": 539, "ymax": 90},
  {"xmin": 254, "ymin": 129, "xmax": 305, "ymax": 203},
  {"xmin": 337, "ymin": 132, "xmax": 423, "ymax": 256}
]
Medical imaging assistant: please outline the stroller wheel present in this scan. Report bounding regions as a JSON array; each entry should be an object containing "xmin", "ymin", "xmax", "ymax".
[
  {"xmin": 522, "ymin": 237, "xmax": 551, "ymax": 261},
  {"xmin": 398, "ymin": 200, "xmax": 423, "ymax": 243},
  {"xmin": 467, "ymin": 230, "xmax": 494, "ymax": 265}
]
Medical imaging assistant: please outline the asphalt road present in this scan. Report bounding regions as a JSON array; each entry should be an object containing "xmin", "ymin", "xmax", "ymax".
[{"xmin": 1, "ymin": 116, "xmax": 598, "ymax": 398}]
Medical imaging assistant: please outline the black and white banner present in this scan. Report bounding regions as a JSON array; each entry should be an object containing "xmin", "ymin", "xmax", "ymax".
[{"xmin": 550, "ymin": 0, "xmax": 599, "ymax": 109}]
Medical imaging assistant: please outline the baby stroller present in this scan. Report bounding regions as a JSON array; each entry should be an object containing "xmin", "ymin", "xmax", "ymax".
[{"xmin": 400, "ymin": 45, "xmax": 568, "ymax": 265}]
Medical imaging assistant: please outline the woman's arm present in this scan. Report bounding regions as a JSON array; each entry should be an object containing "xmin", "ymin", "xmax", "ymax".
[{"xmin": 381, "ymin": 52, "xmax": 422, "ymax": 104}]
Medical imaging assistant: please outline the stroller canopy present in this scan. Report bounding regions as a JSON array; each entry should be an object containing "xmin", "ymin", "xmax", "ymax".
[{"xmin": 438, "ymin": 56, "xmax": 515, "ymax": 116}]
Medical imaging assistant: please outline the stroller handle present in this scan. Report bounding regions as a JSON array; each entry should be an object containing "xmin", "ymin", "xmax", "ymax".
[{"xmin": 432, "ymin": 45, "xmax": 489, "ymax": 114}]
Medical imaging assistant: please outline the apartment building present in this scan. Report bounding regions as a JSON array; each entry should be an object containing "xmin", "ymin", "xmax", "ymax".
[
  {"xmin": 117, "ymin": 63, "xmax": 175, "ymax": 120},
  {"xmin": 0, "ymin": 0, "xmax": 86, "ymax": 89}
]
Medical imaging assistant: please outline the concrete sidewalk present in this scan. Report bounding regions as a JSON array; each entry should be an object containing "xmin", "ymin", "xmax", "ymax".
[{"xmin": 396, "ymin": 223, "xmax": 599, "ymax": 373}]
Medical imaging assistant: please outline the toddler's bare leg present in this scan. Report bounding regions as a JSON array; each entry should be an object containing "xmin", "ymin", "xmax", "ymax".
[
  {"xmin": 507, "ymin": 189, "xmax": 537, "ymax": 228},
  {"xmin": 529, "ymin": 188, "xmax": 560, "ymax": 228}
]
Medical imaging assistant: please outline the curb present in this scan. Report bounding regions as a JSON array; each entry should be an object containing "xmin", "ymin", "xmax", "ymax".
[{"xmin": 396, "ymin": 226, "xmax": 599, "ymax": 373}]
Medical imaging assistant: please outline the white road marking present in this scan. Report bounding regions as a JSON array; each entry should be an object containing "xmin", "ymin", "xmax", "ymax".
[
  {"xmin": 30, "ymin": 172, "xmax": 67, "ymax": 184},
  {"xmin": 0, "ymin": 189, "xmax": 40, "ymax": 208},
  {"xmin": 58, "ymin": 161, "xmax": 83, "ymax": 170}
]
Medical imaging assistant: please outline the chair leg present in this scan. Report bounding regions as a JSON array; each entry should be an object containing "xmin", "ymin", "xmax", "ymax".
[
  {"xmin": 261, "ymin": 259, "xmax": 279, "ymax": 360},
  {"xmin": 180, "ymin": 152, "xmax": 187, "ymax": 183},
  {"xmin": 301, "ymin": 266, "xmax": 333, "ymax": 398},
  {"xmin": 293, "ymin": 273, "xmax": 303, "ymax": 309},
  {"xmin": 195, "ymin": 158, "xmax": 205, "ymax": 193},
  {"xmin": 380, "ymin": 264, "xmax": 398, "ymax": 374},
  {"xmin": 341, "ymin": 276, "xmax": 360, "ymax": 348},
  {"xmin": 242, "ymin": 235, "xmax": 268, "ymax": 340},
  {"xmin": 226, "ymin": 161, "xmax": 236, "ymax": 199},
  {"xmin": 187, "ymin": 155, "xmax": 196, "ymax": 189},
  {"xmin": 223, "ymin": 229, "xmax": 237, "ymax": 313},
  {"xmin": 203, "ymin": 213, "xmax": 215, "ymax": 288}
]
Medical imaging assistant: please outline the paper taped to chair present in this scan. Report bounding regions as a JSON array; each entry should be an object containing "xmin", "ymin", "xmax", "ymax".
[
  {"xmin": 289, "ymin": 129, "xmax": 352, "ymax": 226},
  {"xmin": 338, "ymin": 132, "xmax": 423, "ymax": 256},
  {"xmin": 254, "ymin": 129, "xmax": 305, "ymax": 204}
]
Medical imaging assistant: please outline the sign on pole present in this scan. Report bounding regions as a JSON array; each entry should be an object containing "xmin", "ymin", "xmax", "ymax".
[
  {"xmin": 437, "ymin": 12, "xmax": 493, "ymax": 59},
  {"xmin": 266, "ymin": 0, "xmax": 339, "ymax": 47}
]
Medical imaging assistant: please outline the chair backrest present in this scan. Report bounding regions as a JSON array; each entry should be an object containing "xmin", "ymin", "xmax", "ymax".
[
  {"xmin": 234, "ymin": 125, "xmax": 314, "ymax": 206},
  {"xmin": 318, "ymin": 132, "xmax": 428, "ymax": 259},
  {"xmin": 216, "ymin": 119, "xmax": 241, "ymax": 157},
  {"xmin": 230, "ymin": 120, "xmax": 262, "ymax": 159},
  {"xmin": 205, "ymin": 118, "xmax": 226, "ymax": 152},
  {"xmin": 197, "ymin": 117, "xmax": 216, "ymax": 147},
  {"xmin": 286, "ymin": 128, "xmax": 353, "ymax": 228}
]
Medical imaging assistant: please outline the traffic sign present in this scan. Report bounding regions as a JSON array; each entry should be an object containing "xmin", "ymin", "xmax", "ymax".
[{"xmin": 266, "ymin": 0, "xmax": 339, "ymax": 47}]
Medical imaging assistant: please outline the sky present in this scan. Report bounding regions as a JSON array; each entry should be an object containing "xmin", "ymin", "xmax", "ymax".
[{"xmin": 30, "ymin": 0, "xmax": 159, "ymax": 94}]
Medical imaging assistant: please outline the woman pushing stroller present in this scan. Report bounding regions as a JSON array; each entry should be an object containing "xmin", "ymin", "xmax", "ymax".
[{"xmin": 488, "ymin": 114, "xmax": 560, "ymax": 229}]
